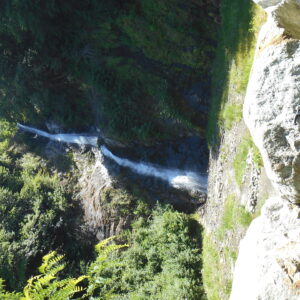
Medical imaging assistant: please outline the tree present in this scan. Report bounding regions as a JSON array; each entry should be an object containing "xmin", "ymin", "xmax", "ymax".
[
  {"xmin": 0, "ymin": 0, "xmax": 218, "ymax": 141},
  {"xmin": 0, "ymin": 238, "xmax": 124, "ymax": 300},
  {"xmin": 87, "ymin": 206, "xmax": 205, "ymax": 300},
  {"xmin": 0, "ymin": 251, "xmax": 86, "ymax": 300}
]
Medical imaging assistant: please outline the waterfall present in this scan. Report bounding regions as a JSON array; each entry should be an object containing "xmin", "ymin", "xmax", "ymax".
[
  {"xmin": 100, "ymin": 145, "xmax": 207, "ymax": 192},
  {"xmin": 17, "ymin": 123, "xmax": 207, "ymax": 193},
  {"xmin": 17, "ymin": 123, "xmax": 98, "ymax": 147}
]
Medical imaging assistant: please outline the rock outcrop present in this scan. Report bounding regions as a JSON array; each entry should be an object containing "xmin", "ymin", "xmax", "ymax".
[
  {"xmin": 73, "ymin": 139, "xmax": 208, "ymax": 240},
  {"xmin": 231, "ymin": 0, "xmax": 300, "ymax": 299},
  {"xmin": 255, "ymin": 0, "xmax": 300, "ymax": 39},
  {"xmin": 245, "ymin": 0, "xmax": 300, "ymax": 204},
  {"xmin": 73, "ymin": 149, "xmax": 125, "ymax": 240},
  {"xmin": 231, "ymin": 197, "xmax": 300, "ymax": 300}
]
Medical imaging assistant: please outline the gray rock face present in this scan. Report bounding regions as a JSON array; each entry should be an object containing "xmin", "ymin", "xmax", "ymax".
[
  {"xmin": 74, "ymin": 149, "xmax": 117, "ymax": 239},
  {"xmin": 230, "ymin": 1, "xmax": 300, "ymax": 299},
  {"xmin": 74, "ymin": 150, "xmax": 130, "ymax": 240},
  {"xmin": 254, "ymin": 0, "xmax": 300, "ymax": 38},
  {"xmin": 254, "ymin": 0, "xmax": 282, "ymax": 9},
  {"xmin": 276, "ymin": 0, "xmax": 300, "ymax": 38},
  {"xmin": 243, "ymin": 10, "xmax": 300, "ymax": 204},
  {"xmin": 230, "ymin": 197, "xmax": 300, "ymax": 300}
]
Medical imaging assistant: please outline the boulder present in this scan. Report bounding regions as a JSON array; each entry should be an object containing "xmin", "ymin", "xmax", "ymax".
[
  {"xmin": 254, "ymin": 0, "xmax": 300, "ymax": 38},
  {"xmin": 230, "ymin": 197, "xmax": 300, "ymax": 300},
  {"xmin": 230, "ymin": 1, "xmax": 300, "ymax": 299},
  {"xmin": 243, "ymin": 4, "xmax": 300, "ymax": 203}
]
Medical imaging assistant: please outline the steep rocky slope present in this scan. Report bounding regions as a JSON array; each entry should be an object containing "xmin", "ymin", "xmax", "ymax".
[
  {"xmin": 201, "ymin": 2, "xmax": 268, "ymax": 299},
  {"xmin": 230, "ymin": 1, "xmax": 300, "ymax": 299}
]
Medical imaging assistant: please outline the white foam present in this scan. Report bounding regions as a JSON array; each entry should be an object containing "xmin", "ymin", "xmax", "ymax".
[
  {"xmin": 17, "ymin": 123, "xmax": 98, "ymax": 146},
  {"xmin": 18, "ymin": 123, "xmax": 207, "ymax": 192},
  {"xmin": 100, "ymin": 145, "xmax": 207, "ymax": 192}
]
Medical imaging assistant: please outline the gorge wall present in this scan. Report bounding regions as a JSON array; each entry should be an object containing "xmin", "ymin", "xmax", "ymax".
[
  {"xmin": 230, "ymin": 0, "xmax": 300, "ymax": 299},
  {"xmin": 18, "ymin": 123, "xmax": 208, "ymax": 240}
]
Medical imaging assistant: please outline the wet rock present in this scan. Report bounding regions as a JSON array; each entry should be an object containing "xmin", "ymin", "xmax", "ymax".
[{"xmin": 45, "ymin": 121, "xmax": 62, "ymax": 134}]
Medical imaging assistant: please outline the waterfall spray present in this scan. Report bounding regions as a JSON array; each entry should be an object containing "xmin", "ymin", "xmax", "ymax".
[
  {"xmin": 17, "ymin": 123, "xmax": 98, "ymax": 147},
  {"xmin": 100, "ymin": 145, "xmax": 207, "ymax": 192},
  {"xmin": 17, "ymin": 123, "xmax": 207, "ymax": 193}
]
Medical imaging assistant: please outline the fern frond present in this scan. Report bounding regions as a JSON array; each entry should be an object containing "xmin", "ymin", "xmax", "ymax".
[
  {"xmin": 48, "ymin": 275, "xmax": 88, "ymax": 299},
  {"xmin": 95, "ymin": 236, "xmax": 128, "ymax": 259},
  {"xmin": 0, "ymin": 279, "xmax": 22, "ymax": 300},
  {"xmin": 38, "ymin": 251, "xmax": 65, "ymax": 275},
  {"xmin": 95, "ymin": 236, "xmax": 116, "ymax": 253}
]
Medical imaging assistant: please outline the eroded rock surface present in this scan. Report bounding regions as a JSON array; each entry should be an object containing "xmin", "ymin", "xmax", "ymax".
[
  {"xmin": 230, "ymin": 197, "xmax": 300, "ymax": 300},
  {"xmin": 254, "ymin": 0, "xmax": 300, "ymax": 39},
  {"xmin": 231, "ymin": 1, "xmax": 300, "ymax": 299},
  {"xmin": 74, "ymin": 148, "xmax": 122, "ymax": 240},
  {"xmin": 244, "ymin": 2, "xmax": 300, "ymax": 204}
]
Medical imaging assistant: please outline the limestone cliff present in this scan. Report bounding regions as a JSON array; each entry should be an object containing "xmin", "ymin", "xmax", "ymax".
[{"xmin": 230, "ymin": 1, "xmax": 300, "ymax": 299}]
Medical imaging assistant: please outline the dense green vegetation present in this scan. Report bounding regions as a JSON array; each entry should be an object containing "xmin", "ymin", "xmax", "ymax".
[
  {"xmin": 0, "ymin": 1, "xmax": 269, "ymax": 299},
  {"xmin": 202, "ymin": 1, "xmax": 266, "ymax": 299},
  {"xmin": 92, "ymin": 208, "xmax": 204, "ymax": 299},
  {"xmin": 1, "ymin": 208, "xmax": 205, "ymax": 299},
  {"xmin": 1, "ymin": 251, "xmax": 88, "ymax": 299},
  {"xmin": 0, "ymin": 1, "xmax": 219, "ymax": 294},
  {"xmin": 233, "ymin": 132, "xmax": 263, "ymax": 186},
  {"xmin": 0, "ymin": 120, "xmax": 94, "ymax": 291},
  {"xmin": 0, "ymin": 118, "xmax": 206, "ymax": 299},
  {"xmin": 206, "ymin": 0, "xmax": 266, "ymax": 145},
  {"xmin": 0, "ymin": 0, "xmax": 219, "ymax": 142}
]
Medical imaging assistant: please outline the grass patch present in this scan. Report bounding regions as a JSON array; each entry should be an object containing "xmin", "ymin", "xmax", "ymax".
[
  {"xmin": 233, "ymin": 132, "xmax": 263, "ymax": 186},
  {"xmin": 206, "ymin": 0, "xmax": 266, "ymax": 145},
  {"xmin": 217, "ymin": 194, "xmax": 253, "ymax": 240},
  {"xmin": 221, "ymin": 103, "xmax": 243, "ymax": 130},
  {"xmin": 224, "ymin": 247, "xmax": 238, "ymax": 263},
  {"xmin": 202, "ymin": 234, "xmax": 232, "ymax": 300},
  {"xmin": 203, "ymin": 196, "xmax": 253, "ymax": 299},
  {"xmin": 252, "ymin": 142, "xmax": 263, "ymax": 169},
  {"xmin": 237, "ymin": 205, "xmax": 253, "ymax": 227},
  {"xmin": 233, "ymin": 137, "xmax": 251, "ymax": 186}
]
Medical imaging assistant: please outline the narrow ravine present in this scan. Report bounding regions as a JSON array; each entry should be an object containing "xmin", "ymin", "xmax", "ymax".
[{"xmin": 18, "ymin": 123, "xmax": 207, "ymax": 194}]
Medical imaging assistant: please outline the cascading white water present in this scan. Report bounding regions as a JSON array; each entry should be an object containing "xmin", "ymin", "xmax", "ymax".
[
  {"xmin": 100, "ymin": 145, "xmax": 207, "ymax": 192},
  {"xmin": 17, "ymin": 123, "xmax": 98, "ymax": 147},
  {"xmin": 17, "ymin": 123, "xmax": 207, "ymax": 193}
]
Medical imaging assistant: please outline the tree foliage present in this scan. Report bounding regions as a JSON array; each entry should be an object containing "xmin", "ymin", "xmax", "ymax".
[
  {"xmin": 0, "ymin": 250, "xmax": 89, "ymax": 299},
  {"xmin": 0, "ymin": 0, "xmax": 219, "ymax": 142},
  {"xmin": 0, "ymin": 120, "xmax": 93, "ymax": 291},
  {"xmin": 87, "ymin": 206, "xmax": 205, "ymax": 300},
  {"xmin": 0, "ymin": 209, "xmax": 205, "ymax": 300}
]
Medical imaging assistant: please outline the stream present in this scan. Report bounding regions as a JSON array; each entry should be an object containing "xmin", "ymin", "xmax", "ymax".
[{"xmin": 17, "ymin": 123, "xmax": 207, "ymax": 194}]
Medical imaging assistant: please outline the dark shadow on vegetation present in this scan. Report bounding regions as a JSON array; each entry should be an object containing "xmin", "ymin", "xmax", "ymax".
[
  {"xmin": 0, "ymin": 131, "xmax": 96, "ymax": 291},
  {"xmin": 0, "ymin": 0, "xmax": 220, "ymax": 144},
  {"xmin": 206, "ymin": 0, "xmax": 260, "ymax": 156}
]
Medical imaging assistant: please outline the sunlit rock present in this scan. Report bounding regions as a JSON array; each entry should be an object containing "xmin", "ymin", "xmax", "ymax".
[
  {"xmin": 231, "ymin": 1, "xmax": 300, "ymax": 299},
  {"xmin": 230, "ymin": 197, "xmax": 300, "ymax": 300},
  {"xmin": 254, "ymin": 0, "xmax": 300, "ymax": 38},
  {"xmin": 243, "ymin": 7, "xmax": 300, "ymax": 204}
]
